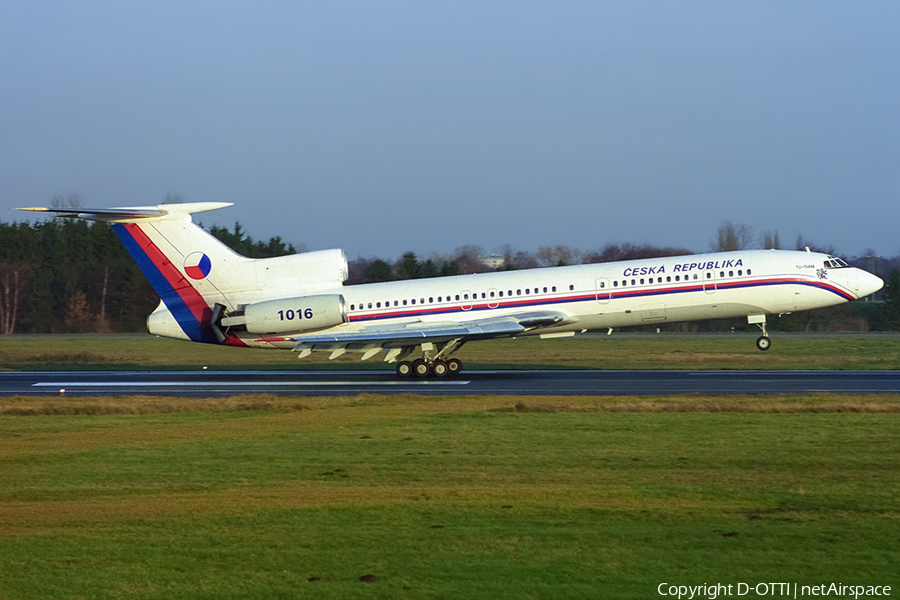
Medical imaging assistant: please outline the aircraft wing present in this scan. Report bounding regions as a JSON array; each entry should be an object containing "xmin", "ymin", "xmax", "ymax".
[{"xmin": 286, "ymin": 310, "xmax": 571, "ymax": 352}]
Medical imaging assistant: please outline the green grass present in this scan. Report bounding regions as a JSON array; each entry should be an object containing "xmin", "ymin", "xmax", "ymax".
[
  {"xmin": 1, "ymin": 394, "xmax": 898, "ymax": 598},
  {"xmin": 2, "ymin": 332, "xmax": 899, "ymax": 371}
]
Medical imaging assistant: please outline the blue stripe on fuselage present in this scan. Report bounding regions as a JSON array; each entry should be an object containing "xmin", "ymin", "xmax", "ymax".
[{"xmin": 348, "ymin": 277, "xmax": 853, "ymax": 323}]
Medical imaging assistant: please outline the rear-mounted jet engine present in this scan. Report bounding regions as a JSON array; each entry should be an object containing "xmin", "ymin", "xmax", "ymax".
[{"xmin": 221, "ymin": 295, "xmax": 348, "ymax": 334}]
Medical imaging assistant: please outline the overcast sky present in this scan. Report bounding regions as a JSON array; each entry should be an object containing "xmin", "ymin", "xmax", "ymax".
[{"xmin": 2, "ymin": 1, "xmax": 898, "ymax": 260}]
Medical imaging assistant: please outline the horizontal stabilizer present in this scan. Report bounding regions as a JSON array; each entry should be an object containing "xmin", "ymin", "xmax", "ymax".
[{"xmin": 17, "ymin": 202, "xmax": 232, "ymax": 223}]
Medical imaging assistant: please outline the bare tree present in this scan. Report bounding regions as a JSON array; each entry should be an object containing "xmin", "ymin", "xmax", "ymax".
[
  {"xmin": 0, "ymin": 264, "xmax": 28, "ymax": 334},
  {"xmin": 535, "ymin": 246, "xmax": 582, "ymax": 267},
  {"xmin": 453, "ymin": 245, "xmax": 489, "ymax": 274},
  {"xmin": 582, "ymin": 243, "xmax": 692, "ymax": 263},
  {"xmin": 51, "ymin": 193, "xmax": 82, "ymax": 209},
  {"xmin": 514, "ymin": 250, "xmax": 539, "ymax": 270},
  {"xmin": 712, "ymin": 221, "xmax": 756, "ymax": 252},
  {"xmin": 762, "ymin": 230, "xmax": 781, "ymax": 250},
  {"xmin": 796, "ymin": 234, "xmax": 836, "ymax": 255},
  {"xmin": 65, "ymin": 290, "xmax": 94, "ymax": 333}
]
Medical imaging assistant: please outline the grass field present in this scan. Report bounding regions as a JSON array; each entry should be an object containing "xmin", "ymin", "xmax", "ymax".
[
  {"xmin": 1, "ymin": 393, "xmax": 899, "ymax": 599},
  {"xmin": 1, "ymin": 332, "xmax": 899, "ymax": 371},
  {"xmin": 1, "ymin": 335, "xmax": 897, "ymax": 598}
]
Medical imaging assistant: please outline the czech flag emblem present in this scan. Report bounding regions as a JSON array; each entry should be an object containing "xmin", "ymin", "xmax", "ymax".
[{"xmin": 184, "ymin": 252, "xmax": 212, "ymax": 280}]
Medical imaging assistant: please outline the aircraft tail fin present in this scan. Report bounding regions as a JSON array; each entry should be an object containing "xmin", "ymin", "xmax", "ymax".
[
  {"xmin": 19, "ymin": 202, "xmax": 348, "ymax": 345},
  {"xmin": 19, "ymin": 203, "xmax": 244, "ymax": 344}
]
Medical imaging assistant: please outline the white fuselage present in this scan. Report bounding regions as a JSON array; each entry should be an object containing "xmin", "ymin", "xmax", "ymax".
[{"xmin": 241, "ymin": 249, "xmax": 879, "ymax": 349}]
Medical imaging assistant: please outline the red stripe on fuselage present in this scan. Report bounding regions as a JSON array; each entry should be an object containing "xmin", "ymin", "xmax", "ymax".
[{"xmin": 345, "ymin": 276, "xmax": 853, "ymax": 322}]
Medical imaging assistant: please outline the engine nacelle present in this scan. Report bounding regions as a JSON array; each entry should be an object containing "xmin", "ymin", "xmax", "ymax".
[{"xmin": 222, "ymin": 294, "xmax": 348, "ymax": 335}]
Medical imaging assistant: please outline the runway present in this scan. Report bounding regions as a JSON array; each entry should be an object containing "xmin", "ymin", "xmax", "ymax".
[{"xmin": 2, "ymin": 369, "xmax": 898, "ymax": 397}]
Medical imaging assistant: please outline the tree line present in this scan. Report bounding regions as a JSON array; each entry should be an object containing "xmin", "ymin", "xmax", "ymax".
[{"xmin": 1, "ymin": 216, "xmax": 898, "ymax": 334}]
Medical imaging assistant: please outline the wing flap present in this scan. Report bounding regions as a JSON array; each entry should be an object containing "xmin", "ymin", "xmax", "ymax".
[
  {"xmin": 287, "ymin": 310, "xmax": 571, "ymax": 352},
  {"xmin": 289, "ymin": 319, "xmax": 526, "ymax": 350}
]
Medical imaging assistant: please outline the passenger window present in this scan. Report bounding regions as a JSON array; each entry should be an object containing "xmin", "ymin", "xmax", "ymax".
[
  {"xmin": 411, "ymin": 299, "xmax": 416, "ymax": 305},
  {"xmin": 463, "ymin": 294, "xmax": 468, "ymax": 300},
  {"xmin": 455, "ymin": 295, "xmax": 460, "ymax": 301},
  {"xmin": 351, "ymin": 304, "xmax": 355, "ymax": 310},
  {"xmin": 707, "ymin": 273, "xmax": 712, "ymax": 279},
  {"xmin": 517, "ymin": 290, "xmax": 521, "ymax": 295},
  {"xmin": 552, "ymin": 286, "xmax": 557, "ymax": 292},
  {"xmin": 569, "ymin": 284, "xmax": 574, "ymax": 291},
  {"xmin": 429, "ymin": 297, "xmax": 433, "ymax": 303},
  {"xmin": 729, "ymin": 271, "xmax": 733, "ymax": 277},
  {"xmin": 481, "ymin": 292, "xmax": 486, "ymax": 299},
  {"xmin": 631, "ymin": 279, "xmax": 636, "ymax": 286},
  {"xmin": 499, "ymin": 291, "xmax": 504, "ymax": 297},
  {"xmin": 640, "ymin": 279, "xmax": 645, "ymax": 285},
  {"xmin": 613, "ymin": 281, "xmax": 618, "ymax": 287},
  {"xmin": 403, "ymin": 300, "xmax": 407, "ymax": 306},
  {"xmin": 719, "ymin": 272, "xmax": 724, "ymax": 278},
  {"xmin": 490, "ymin": 291, "xmax": 495, "ymax": 298},
  {"xmin": 525, "ymin": 289, "xmax": 530, "ymax": 295},
  {"xmin": 667, "ymin": 276, "xmax": 671, "ymax": 282},
  {"xmin": 693, "ymin": 274, "xmax": 699, "ymax": 280},
  {"xmin": 368, "ymin": 303, "xmax": 372, "ymax": 309},
  {"xmin": 675, "ymin": 275, "xmax": 680, "ymax": 282},
  {"xmin": 376, "ymin": 302, "xmax": 381, "ymax": 308},
  {"xmin": 420, "ymin": 299, "xmax": 425, "ymax": 304},
  {"xmin": 747, "ymin": 269, "xmax": 752, "ymax": 275},
  {"xmin": 543, "ymin": 287, "xmax": 548, "ymax": 293},
  {"xmin": 738, "ymin": 270, "xmax": 742, "ymax": 276},
  {"xmin": 600, "ymin": 281, "xmax": 605, "ymax": 288}
]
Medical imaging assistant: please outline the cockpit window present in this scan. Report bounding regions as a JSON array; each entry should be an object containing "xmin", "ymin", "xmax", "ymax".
[{"xmin": 825, "ymin": 256, "xmax": 849, "ymax": 268}]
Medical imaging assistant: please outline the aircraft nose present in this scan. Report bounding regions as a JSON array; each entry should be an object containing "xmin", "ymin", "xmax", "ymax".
[{"xmin": 855, "ymin": 269, "xmax": 884, "ymax": 299}]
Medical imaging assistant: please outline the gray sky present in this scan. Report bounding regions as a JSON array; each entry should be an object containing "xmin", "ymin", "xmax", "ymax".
[{"xmin": 2, "ymin": 1, "xmax": 898, "ymax": 260}]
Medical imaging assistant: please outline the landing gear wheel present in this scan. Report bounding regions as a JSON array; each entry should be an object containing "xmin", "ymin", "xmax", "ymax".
[
  {"xmin": 396, "ymin": 361, "xmax": 413, "ymax": 378},
  {"xmin": 756, "ymin": 336, "xmax": 772, "ymax": 351},
  {"xmin": 446, "ymin": 358, "xmax": 462, "ymax": 375},
  {"xmin": 412, "ymin": 358, "xmax": 431, "ymax": 377},
  {"xmin": 432, "ymin": 360, "xmax": 449, "ymax": 377}
]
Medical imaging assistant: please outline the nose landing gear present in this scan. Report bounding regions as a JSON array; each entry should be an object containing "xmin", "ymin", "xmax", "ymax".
[{"xmin": 748, "ymin": 314, "xmax": 772, "ymax": 351}]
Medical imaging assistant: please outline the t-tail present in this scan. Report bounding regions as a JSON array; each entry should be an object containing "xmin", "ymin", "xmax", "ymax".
[{"xmin": 17, "ymin": 203, "xmax": 348, "ymax": 345}]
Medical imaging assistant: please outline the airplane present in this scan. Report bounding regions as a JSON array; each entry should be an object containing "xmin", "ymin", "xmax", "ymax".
[{"xmin": 19, "ymin": 202, "xmax": 884, "ymax": 377}]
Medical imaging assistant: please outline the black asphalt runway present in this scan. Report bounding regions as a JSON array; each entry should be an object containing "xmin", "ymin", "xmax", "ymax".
[{"xmin": 2, "ymin": 369, "xmax": 898, "ymax": 397}]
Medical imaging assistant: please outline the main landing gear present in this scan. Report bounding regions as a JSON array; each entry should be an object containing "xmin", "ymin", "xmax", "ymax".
[
  {"xmin": 396, "ymin": 357, "xmax": 463, "ymax": 378},
  {"xmin": 748, "ymin": 314, "xmax": 772, "ymax": 352},
  {"xmin": 394, "ymin": 340, "xmax": 464, "ymax": 378}
]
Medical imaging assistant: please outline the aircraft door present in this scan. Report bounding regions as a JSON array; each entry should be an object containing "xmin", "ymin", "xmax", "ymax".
[
  {"xmin": 595, "ymin": 278, "xmax": 611, "ymax": 304},
  {"xmin": 461, "ymin": 289, "xmax": 473, "ymax": 311},
  {"xmin": 487, "ymin": 288, "xmax": 499, "ymax": 308},
  {"xmin": 703, "ymin": 270, "xmax": 717, "ymax": 294}
]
